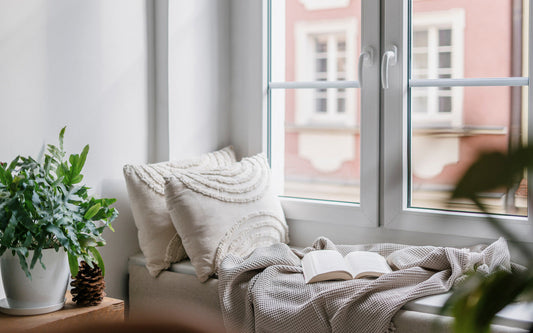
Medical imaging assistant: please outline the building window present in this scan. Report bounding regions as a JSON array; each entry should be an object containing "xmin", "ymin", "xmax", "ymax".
[
  {"xmin": 411, "ymin": 10, "xmax": 465, "ymax": 126},
  {"xmin": 294, "ymin": 19, "xmax": 357, "ymax": 127}
]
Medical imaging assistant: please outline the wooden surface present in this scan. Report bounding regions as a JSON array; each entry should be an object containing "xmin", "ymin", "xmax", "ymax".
[{"xmin": 0, "ymin": 292, "xmax": 124, "ymax": 332}]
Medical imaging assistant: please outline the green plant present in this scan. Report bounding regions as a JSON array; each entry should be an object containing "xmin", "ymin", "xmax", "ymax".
[
  {"xmin": 0, "ymin": 127, "xmax": 118, "ymax": 278},
  {"xmin": 442, "ymin": 146, "xmax": 533, "ymax": 332}
]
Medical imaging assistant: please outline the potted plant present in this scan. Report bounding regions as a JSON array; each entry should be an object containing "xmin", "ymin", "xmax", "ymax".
[{"xmin": 0, "ymin": 127, "xmax": 117, "ymax": 314}]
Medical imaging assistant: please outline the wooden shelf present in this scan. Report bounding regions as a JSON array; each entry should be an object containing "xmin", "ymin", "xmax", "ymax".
[{"xmin": 0, "ymin": 292, "xmax": 124, "ymax": 332}]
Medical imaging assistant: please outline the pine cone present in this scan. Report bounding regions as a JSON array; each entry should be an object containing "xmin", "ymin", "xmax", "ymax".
[{"xmin": 70, "ymin": 261, "xmax": 106, "ymax": 306}]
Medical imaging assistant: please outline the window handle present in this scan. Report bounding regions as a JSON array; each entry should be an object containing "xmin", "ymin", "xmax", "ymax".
[
  {"xmin": 381, "ymin": 45, "xmax": 398, "ymax": 89},
  {"xmin": 358, "ymin": 46, "xmax": 374, "ymax": 87}
]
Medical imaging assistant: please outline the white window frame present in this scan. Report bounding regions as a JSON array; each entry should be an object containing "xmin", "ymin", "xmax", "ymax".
[
  {"xmin": 268, "ymin": 0, "xmax": 380, "ymax": 228},
  {"xmin": 382, "ymin": 0, "xmax": 533, "ymax": 242},
  {"xmin": 256, "ymin": 0, "xmax": 533, "ymax": 245}
]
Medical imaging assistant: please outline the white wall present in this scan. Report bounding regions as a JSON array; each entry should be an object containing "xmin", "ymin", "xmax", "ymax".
[
  {"xmin": 167, "ymin": 0, "xmax": 231, "ymax": 160},
  {"xmin": 0, "ymin": 0, "xmax": 151, "ymax": 300},
  {"xmin": 229, "ymin": 0, "xmax": 266, "ymax": 158},
  {"xmin": 0, "ymin": 0, "xmax": 233, "ymax": 302}
]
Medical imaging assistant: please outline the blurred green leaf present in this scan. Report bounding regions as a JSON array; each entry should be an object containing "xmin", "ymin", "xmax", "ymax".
[{"xmin": 447, "ymin": 144, "xmax": 533, "ymax": 332}]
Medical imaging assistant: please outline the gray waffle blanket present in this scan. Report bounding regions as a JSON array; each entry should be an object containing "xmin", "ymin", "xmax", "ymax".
[{"xmin": 218, "ymin": 237, "xmax": 512, "ymax": 333}]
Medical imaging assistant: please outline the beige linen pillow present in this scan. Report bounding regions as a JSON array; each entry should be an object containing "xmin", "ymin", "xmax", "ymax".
[
  {"xmin": 165, "ymin": 153, "xmax": 289, "ymax": 282},
  {"xmin": 123, "ymin": 146, "xmax": 236, "ymax": 277}
]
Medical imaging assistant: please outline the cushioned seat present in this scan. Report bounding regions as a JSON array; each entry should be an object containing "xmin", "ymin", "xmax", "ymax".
[{"xmin": 128, "ymin": 253, "xmax": 529, "ymax": 332}]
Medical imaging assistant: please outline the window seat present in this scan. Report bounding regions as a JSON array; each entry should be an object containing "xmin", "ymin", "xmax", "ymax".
[{"xmin": 128, "ymin": 253, "xmax": 531, "ymax": 332}]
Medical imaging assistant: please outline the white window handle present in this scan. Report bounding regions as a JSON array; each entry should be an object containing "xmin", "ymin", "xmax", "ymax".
[
  {"xmin": 381, "ymin": 45, "xmax": 397, "ymax": 89},
  {"xmin": 358, "ymin": 46, "xmax": 374, "ymax": 87}
]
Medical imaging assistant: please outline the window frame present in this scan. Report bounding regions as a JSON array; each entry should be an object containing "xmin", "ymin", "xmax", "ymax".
[
  {"xmin": 267, "ymin": 0, "xmax": 380, "ymax": 228},
  {"xmin": 381, "ymin": 0, "xmax": 533, "ymax": 242},
  {"xmin": 263, "ymin": 0, "xmax": 533, "ymax": 244}
]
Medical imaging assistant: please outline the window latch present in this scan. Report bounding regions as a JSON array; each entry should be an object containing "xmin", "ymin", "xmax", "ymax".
[
  {"xmin": 358, "ymin": 46, "xmax": 375, "ymax": 87},
  {"xmin": 381, "ymin": 45, "xmax": 398, "ymax": 89}
]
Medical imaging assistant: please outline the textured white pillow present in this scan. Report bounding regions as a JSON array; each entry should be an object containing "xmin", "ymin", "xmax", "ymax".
[
  {"xmin": 165, "ymin": 153, "xmax": 289, "ymax": 282},
  {"xmin": 123, "ymin": 146, "xmax": 236, "ymax": 277}
]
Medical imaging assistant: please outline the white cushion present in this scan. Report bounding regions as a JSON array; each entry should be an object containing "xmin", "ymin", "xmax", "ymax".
[
  {"xmin": 123, "ymin": 147, "xmax": 236, "ymax": 277},
  {"xmin": 165, "ymin": 153, "xmax": 289, "ymax": 282}
]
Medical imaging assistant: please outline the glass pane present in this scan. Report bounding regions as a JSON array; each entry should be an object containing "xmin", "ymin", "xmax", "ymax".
[
  {"xmin": 438, "ymin": 96, "xmax": 452, "ymax": 113},
  {"xmin": 438, "ymin": 29, "xmax": 452, "ymax": 46},
  {"xmin": 271, "ymin": 0, "xmax": 361, "ymax": 83},
  {"xmin": 412, "ymin": 95, "xmax": 428, "ymax": 113},
  {"xmin": 412, "ymin": 0, "xmax": 528, "ymax": 79},
  {"xmin": 413, "ymin": 30, "xmax": 428, "ymax": 47},
  {"xmin": 337, "ymin": 57, "xmax": 346, "ymax": 73},
  {"xmin": 316, "ymin": 98, "xmax": 327, "ymax": 113},
  {"xmin": 438, "ymin": 52, "xmax": 451, "ymax": 69},
  {"xmin": 337, "ymin": 98, "xmax": 346, "ymax": 113},
  {"xmin": 316, "ymin": 39, "xmax": 327, "ymax": 52},
  {"xmin": 413, "ymin": 53, "xmax": 428, "ymax": 69},
  {"xmin": 273, "ymin": 88, "xmax": 360, "ymax": 203},
  {"xmin": 316, "ymin": 58, "xmax": 327, "ymax": 72},
  {"xmin": 409, "ymin": 86, "xmax": 528, "ymax": 216},
  {"xmin": 338, "ymin": 40, "xmax": 346, "ymax": 52}
]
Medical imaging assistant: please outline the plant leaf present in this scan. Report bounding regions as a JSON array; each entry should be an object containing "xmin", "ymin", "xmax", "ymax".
[
  {"xmin": 45, "ymin": 224, "xmax": 68, "ymax": 247},
  {"xmin": 68, "ymin": 252, "xmax": 79, "ymax": 277},
  {"xmin": 88, "ymin": 246, "xmax": 105, "ymax": 277},
  {"xmin": 59, "ymin": 126, "xmax": 66, "ymax": 152},
  {"xmin": 84, "ymin": 203, "xmax": 101, "ymax": 220}
]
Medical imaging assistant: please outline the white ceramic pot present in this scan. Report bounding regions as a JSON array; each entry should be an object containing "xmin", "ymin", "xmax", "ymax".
[{"xmin": 0, "ymin": 248, "xmax": 69, "ymax": 314}]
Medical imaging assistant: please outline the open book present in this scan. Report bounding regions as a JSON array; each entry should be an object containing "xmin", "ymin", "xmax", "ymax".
[{"xmin": 302, "ymin": 250, "xmax": 392, "ymax": 284}]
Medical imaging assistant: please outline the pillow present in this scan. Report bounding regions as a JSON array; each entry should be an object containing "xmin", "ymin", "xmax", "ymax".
[
  {"xmin": 123, "ymin": 146, "xmax": 236, "ymax": 277},
  {"xmin": 165, "ymin": 153, "xmax": 289, "ymax": 282}
]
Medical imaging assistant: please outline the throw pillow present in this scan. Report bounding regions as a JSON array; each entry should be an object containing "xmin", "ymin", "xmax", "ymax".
[
  {"xmin": 123, "ymin": 146, "xmax": 236, "ymax": 277},
  {"xmin": 165, "ymin": 153, "xmax": 289, "ymax": 282}
]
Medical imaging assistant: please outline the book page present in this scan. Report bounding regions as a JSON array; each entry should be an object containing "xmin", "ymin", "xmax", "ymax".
[
  {"xmin": 344, "ymin": 251, "xmax": 392, "ymax": 279},
  {"xmin": 302, "ymin": 250, "xmax": 352, "ymax": 283}
]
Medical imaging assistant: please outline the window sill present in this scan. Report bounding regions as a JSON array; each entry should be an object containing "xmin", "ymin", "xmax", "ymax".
[
  {"xmin": 404, "ymin": 292, "xmax": 533, "ymax": 331},
  {"xmin": 285, "ymin": 123, "xmax": 359, "ymax": 134},
  {"xmin": 412, "ymin": 125, "xmax": 507, "ymax": 137}
]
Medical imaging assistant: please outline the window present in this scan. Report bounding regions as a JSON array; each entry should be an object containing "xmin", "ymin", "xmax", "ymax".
[
  {"xmin": 313, "ymin": 34, "xmax": 346, "ymax": 115},
  {"xmin": 268, "ymin": 0, "xmax": 532, "ymax": 241},
  {"xmin": 411, "ymin": 9, "xmax": 464, "ymax": 126},
  {"xmin": 294, "ymin": 19, "xmax": 356, "ymax": 126},
  {"xmin": 269, "ymin": 0, "xmax": 379, "ymax": 225}
]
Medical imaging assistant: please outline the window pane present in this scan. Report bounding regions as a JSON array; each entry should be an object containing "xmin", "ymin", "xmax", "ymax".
[
  {"xmin": 316, "ymin": 39, "xmax": 327, "ymax": 52},
  {"xmin": 337, "ymin": 57, "xmax": 346, "ymax": 73},
  {"xmin": 337, "ymin": 98, "xmax": 346, "ymax": 113},
  {"xmin": 438, "ymin": 29, "xmax": 452, "ymax": 46},
  {"xmin": 316, "ymin": 58, "xmax": 327, "ymax": 73},
  {"xmin": 412, "ymin": 95, "xmax": 428, "ymax": 113},
  {"xmin": 413, "ymin": 30, "xmax": 428, "ymax": 47},
  {"xmin": 409, "ymin": 86, "xmax": 528, "ymax": 216},
  {"xmin": 438, "ymin": 96, "xmax": 452, "ymax": 113},
  {"xmin": 316, "ymin": 98, "xmax": 327, "ymax": 113},
  {"xmin": 338, "ymin": 40, "xmax": 346, "ymax": 52},
  {"xmin": 273, "ymin": 88, "xmax": 360, "ymax": 203},
  {"xmin": 413, "ymin": 53, "xmax": 428, "ymax": 69},
  {"xmin": 438, "ymin": 52, "xmax": 451, "ymax": 69},
  {"xmin": 271, "ymin": 0, "xmax": 361, "ymax": 83},
  {"xmin": 412, "ymin": 0, "xmax": 528, "ymax": 79}
]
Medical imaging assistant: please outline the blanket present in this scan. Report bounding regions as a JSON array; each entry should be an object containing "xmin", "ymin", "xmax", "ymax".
[{"xmin": 218, "ymin": 237, "xmax": 513, "ymax": 333}]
